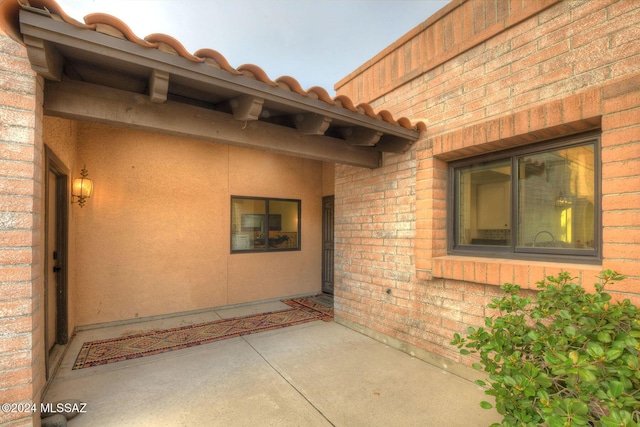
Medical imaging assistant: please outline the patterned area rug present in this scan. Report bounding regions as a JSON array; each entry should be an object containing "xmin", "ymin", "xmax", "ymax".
[
  {"xmin": 73, "ymin": 295, "xmax": 333, "ymax": 370},
  {"xmin": 281, "ymin": 295, "xmax": 333, "ymax": 320}
]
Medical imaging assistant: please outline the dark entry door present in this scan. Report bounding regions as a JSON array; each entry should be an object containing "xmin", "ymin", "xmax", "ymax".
[
  {"xmin": 45, "ymin": 170, "xmax": 58, "ymax": 355},
  {"xmin": 44, "ymin": 148, "xmax": 69, "ymax": 378},
  {"xmin": 322, "ymin": 196, "xmax": 334, "ymax": 295}
]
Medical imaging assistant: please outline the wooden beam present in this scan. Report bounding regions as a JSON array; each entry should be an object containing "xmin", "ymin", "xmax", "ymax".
[
  {"xmin": 294, "ymin": 113, "xmax": 332, "ymax": 135},
  {"xmin": 44, "ymin": 80, "xmax": 381, "ymax": 168},
  {"xmin": 23, "ymin": 35, "xmax": 63, "ymax": 81},
  {"xmin": 229, "ymin": 95, "xmax": 264, "ymax": 121},
  {"xmin": 149, "ymin": 69, "xmax": 169, "ymax": 103}
]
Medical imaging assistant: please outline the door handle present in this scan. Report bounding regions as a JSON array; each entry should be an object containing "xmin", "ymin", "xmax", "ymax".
[{"xmin": 53, "ymin": 266, "xmax": 62, "ymax": 273}]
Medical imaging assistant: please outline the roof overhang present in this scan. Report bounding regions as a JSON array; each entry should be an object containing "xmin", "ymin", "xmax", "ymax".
[{"xmin": 12, "ymin": 3, "xmax": 425, "ymax": 168}]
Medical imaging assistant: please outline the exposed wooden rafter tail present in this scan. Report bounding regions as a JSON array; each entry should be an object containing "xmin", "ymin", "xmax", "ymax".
[
  {"xmin": 375, "ymin": 135, "xmax": 415, "ymax": 153},
  {"xmin": 341, "ymin": 127, "xmax": 383, "ymax": 146},
  {"xmin": 149, "ymin": 69, "xmax": 169, "ymax": 103},
  {"xmin": 23, "ymin": 35, "xmax": 63, "ymax": 81},
  {"xmin": 230, "ymin": 95, "xmax": 264, "ymax": 121},
  {"xmin": 294, "ymin": 113, "xmax": 332, "ymax": 135}
]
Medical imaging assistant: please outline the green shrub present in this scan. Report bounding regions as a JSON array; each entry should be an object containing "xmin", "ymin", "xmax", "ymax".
[{"xmin": 451, "ymin": 270, "xmax": 640, "ymax": 427}]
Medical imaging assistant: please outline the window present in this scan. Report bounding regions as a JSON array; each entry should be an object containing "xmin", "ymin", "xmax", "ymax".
[
  {"xmin": 449, "ymin": 132, "xmax": 600, "ymax": 261},
  {"xmin": 231, "ymin": 197, "xmax": 300, "ymax": 252}
]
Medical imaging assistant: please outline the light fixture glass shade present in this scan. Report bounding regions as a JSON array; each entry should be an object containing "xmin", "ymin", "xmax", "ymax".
[
  {"xmin": 72, "ymin": 166, "xmax": 93, "ymax": 207},
  {"xmin": 72, "ymin": 177, "xmax": 93, "ymax": 198}
]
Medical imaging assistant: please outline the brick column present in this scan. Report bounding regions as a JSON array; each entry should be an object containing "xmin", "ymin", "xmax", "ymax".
[{"xmin": 0, "ymin": 29, "xmax": 44, "ymax": 427}]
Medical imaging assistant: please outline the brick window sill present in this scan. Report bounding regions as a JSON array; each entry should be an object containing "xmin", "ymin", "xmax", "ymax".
[{"xmin": 432, "ymin": 255, "xmax": 602, "ymax": 290}]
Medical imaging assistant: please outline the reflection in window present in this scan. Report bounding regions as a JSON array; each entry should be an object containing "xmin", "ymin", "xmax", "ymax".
[
  {"xmin": 231, "ymin": 197, "xmax": 300, "ymax": 252},
  {"xmin": 456, "ymin": 160, "xmax": 511, "ymax": 246},
  {"xmin": 517, "ymin": 144, "xmax": 595, "ymax": 252},
  {"xmin": 451, "ymin": 133, "xmax": 599, "ymax": 259}
]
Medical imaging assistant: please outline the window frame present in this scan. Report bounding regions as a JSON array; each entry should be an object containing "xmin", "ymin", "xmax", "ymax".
[
  {"xmin": 447, "ymin": 131, "xmax": 602, "ymax": 264},
  {"xmin": 230, "ymin": 196, "xmax": 301, "ymax": 254}
]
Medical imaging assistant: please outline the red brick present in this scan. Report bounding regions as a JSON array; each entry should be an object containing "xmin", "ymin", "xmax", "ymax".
[
  {"xmin": 0, "ymin": 282, "xmax": 33, "ymax": 300},
  {"xmin": 0, "ymin": 299, "xmax": 31, "ymax": 317},
  {"xmin": 0, "ymin": 107, "xmax": 35, "ymax": 129},
  {"xmin": 604, "ymin": 243, "xmax": 640, "ymax": 260},
  {"xmin": 0, "ymin": 177, "xmax": 36, "ymax": 195},
  {"xmin": 0, "ymin": 50, "xmax": 33, "ymax": 77},
  {"xmin": 602, "ymin": 145, "xmax": 640, "ymax": 166},
  {"xmin": 0, "ymin": 334, "xmax": 31, "ymax": 353},
  {"xmin": 514, "ymin": 109, "xmax": 529, "ymax": 135},
  {"xmin": 0, "ymin": 387, "xmax": 33, "ymax": 412},
  {"xmin": 0, "ymin": 195, "xmax": 34, "ymax": 213},
  {"xmin": 603, "ymin": 92, "xmax": 640, "ymax": 115},
  {"xmin": 0, "ymin": 406, "xmax": 33, "ymax": 424},
  {"xmin": 603, "ymin": 211, "xmax": 640, "ymax": 228},
  {"xmin": 580, "ymin": 89, "xmax": 602, "ymax": 120},
  {"xmin": 500, "ymin": 114, "xmax": 515, "ymax": 139},
  {"xmin": 528, "ymin": 265, "xmax": 546, "ymax": 289},
  {"xmin": 0, "ymin": 367, "xmax": 32, "ymax": 389},
  {"xmin": 512, "ymin": 264, "xmax": 528, "ymax": 287},
  {"xmin": 0, "ymin": 314, "xmax": 32, "ymax": 335},
  {"xmin": 500, "ymin": 263, "xmax": 515, "ymax": 285},
  {"xmin": 487, "ymin": 262, "xmax": 501, "ymax": 286},
  {"xmin": 604, "ymin": 276, "xmax": 640, "ymax": 294},
  {"xmin": 0, "ymin": 266, "xmax": 32, "ymax": 283},
  {"xmin": 602, "ymin": 176, "xmax": 640, "ymax": 193},
  {"xmin": 0, "ymin": 247, "xmax": 34, "ymax": 265},
  {"xmin": 604, "ymin": 228, "xmax": 640, "ymax": 246},
  {"xmin": 0, "ymin": 90, "xmax": 36, "ymax": 112},
  {"xmin": 602, "ymin": 194, "xmax": 640, "ymax": 211},
  {"xmin": 603, "ymin": 260, "xmax": 640, "ymax": 280}
]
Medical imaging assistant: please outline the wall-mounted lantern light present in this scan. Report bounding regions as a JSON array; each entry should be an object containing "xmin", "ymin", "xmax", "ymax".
[{"xmin": 72, "ymin": 166, "xmax": 93, "ymax": 207}]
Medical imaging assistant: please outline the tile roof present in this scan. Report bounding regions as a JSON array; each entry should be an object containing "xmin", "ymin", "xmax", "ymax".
[{"xmin": 0, "ymin": 0, "xmax": 425, "ymax": 133}]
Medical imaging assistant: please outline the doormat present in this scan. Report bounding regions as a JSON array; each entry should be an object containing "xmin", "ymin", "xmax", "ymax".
[
  {"xmin": 282, "ymin": 294, "xmax": 333, "ymax": 318},
  {"xmin": 72, "ymin": 295, "xmax": 333, "ymax": 370}
]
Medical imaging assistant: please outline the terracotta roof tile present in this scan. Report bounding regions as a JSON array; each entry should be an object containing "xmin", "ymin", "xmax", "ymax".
[
  {"xmin": 29, "ymin": 0, "xmax": 90, "ymax": 30},
  {"xmin": 378, "ymin": 110, "xmax": 396, "ymax": 124},
  {"xmin": 1, "ymin": 0, "xmax": 425, "ymax": 132},
  {"xmin": 397, "ymin": 117, "xmax": 413, "ymax": 128},
  {"xmin": 145, "ymin": 33, "xmax": 204, "ymax": 62},
  {"xmin": 357, "ymin": 103, "xmax": 377, "ymax": 118},
  {"xmin": 194, "ymin": 48, "xmax": 240, "ymax": 74},
  {"xmin": 307, "ymin": 86, "xmax": 334, "ymax": 104},
  {"xmin": 333, "ymin": 95, "xmax": 356, "ymax": 112},
  {"xmin": 274, "ymin": 76, "xmax": 307, "ymax": 96},
  {"xmin": 237, "ymin": 64, "xmax": 278, "ymax": 87},
  {"xmin": 84, "ymin": 13, "xmax": 156, "ymax": 48}
]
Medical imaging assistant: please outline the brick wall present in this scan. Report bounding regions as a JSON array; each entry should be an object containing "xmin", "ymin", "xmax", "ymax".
[
  {"xmin": 335, "ymin": 0, "xmax": 640, "ymax": 375},
  {"xmin": 0, "ymin": 29, "xmax": 44, "ymax": 426},
  {"xmin": 336, "ymin": 0, "xmax": 563, "ymax": 107}
]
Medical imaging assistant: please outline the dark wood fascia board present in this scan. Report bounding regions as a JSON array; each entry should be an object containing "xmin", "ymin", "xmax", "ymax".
[
  {"xmin": 44, "ymin": 80, "xmax": 382, "ymax": 168},
  {"xmin": 20, "ymin": 10, "xmax": 420, "ymax": 143}
]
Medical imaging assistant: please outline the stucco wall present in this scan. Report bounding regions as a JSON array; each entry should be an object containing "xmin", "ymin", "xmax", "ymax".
[
  {"xmin": 322, "ymin": 162, "xmax": 335, "ymax": 197},
  {"xmin": 334, "ymin": 0, "xmax": 640, "ymax": 375},
  {"xmin": 44, "ymin": 121, "xmax": 324, "ymax": 326}
]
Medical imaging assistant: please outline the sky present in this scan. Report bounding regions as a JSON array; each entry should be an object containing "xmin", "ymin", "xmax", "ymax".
[{"xmin": 53, "ymin": 0, "xmax": 449, "ymax": 93}]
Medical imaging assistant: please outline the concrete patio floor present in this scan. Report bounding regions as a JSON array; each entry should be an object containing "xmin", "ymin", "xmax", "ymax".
[{"xmin": 44, "ymin": 299, "xmax": 501, "ymax": 426}]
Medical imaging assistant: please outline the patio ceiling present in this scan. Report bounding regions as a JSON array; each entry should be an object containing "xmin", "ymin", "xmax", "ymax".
[{"xmin": 3, "ymin": 0, "xmax": 425, "ymax": 168}]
